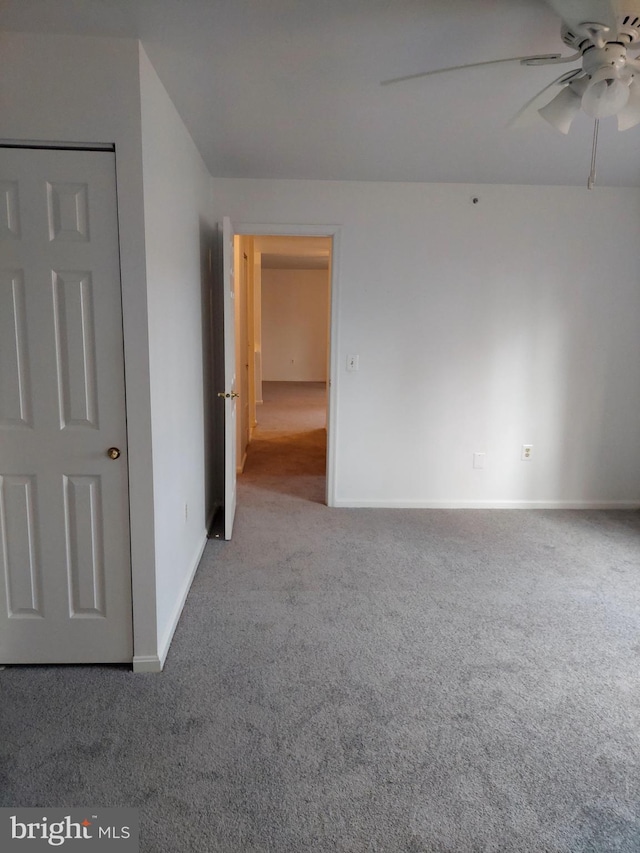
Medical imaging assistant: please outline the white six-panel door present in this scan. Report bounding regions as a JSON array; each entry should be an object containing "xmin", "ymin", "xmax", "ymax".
[{"xmin": 0, "ymin": 147, "xmax": 132, "ymax": 663}]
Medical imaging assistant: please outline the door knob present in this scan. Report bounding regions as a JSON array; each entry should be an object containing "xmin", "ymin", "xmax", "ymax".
[
  {"xmin": 107, "ymin": 447, "xmax": 121, "ymax": 460},
  {"xmin": 217, "ymin": 392, "xmax": 240, "ymax": 399}
]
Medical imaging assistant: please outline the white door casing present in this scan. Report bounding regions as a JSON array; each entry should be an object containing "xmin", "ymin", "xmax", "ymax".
[
  {"xmin": 239, "ymin": 246, "xmax": 250, "ymax": 471},
  {"xmin": 222, "ymin": 216, "xmax": 237, "ymax": 540},
  {"xmin": 0, "ymin": 147, "xmax": 132, "ymax": 663}
]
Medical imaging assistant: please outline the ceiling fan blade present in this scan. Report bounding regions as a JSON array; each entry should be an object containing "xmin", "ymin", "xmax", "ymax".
[
  {"xmin": 543, "ymin": 0, "xmax": 617, "ymax": 33},
  {"xmin": 380, "ymin": 54, "xmax": 562, "ymax": 86},
  {"xmin": 509, "ymin": 70, "xmax": 583, "ymax": 128}
]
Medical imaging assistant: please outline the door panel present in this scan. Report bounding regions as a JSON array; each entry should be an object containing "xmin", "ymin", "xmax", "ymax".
[
  {"xmin": 63, "ymin": 474, "xmax": 106, "ymax": 616},
  {"xmin": 0, "ymin": 180, "xmax": 21, "ymax": 238},
  {"xmin": 0, "ymin": 474, "xmax": 41, "ymax": 617},
  {"xmin": 52, "ymin": 271, "xmax": 100, "ymax": 427},
  {"xmin": 0, "ymin": 270, "xmax": 32, "ymax": 427},
  {"xmin": 0, "ymin": 147, "xmax": 132, "ymax": 663},
  {"xmin": 222, "ymin": 216, "xmax": 237, "ymax": 540}
]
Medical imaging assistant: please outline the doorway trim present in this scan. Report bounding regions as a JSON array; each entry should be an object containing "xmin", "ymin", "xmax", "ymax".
[{"xmin": 234, "ymin": 222, "xmax": 341, "ymax": 507}]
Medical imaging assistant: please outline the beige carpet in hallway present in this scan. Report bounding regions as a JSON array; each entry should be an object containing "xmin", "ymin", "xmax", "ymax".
[{"xmin": 241, "ymin": 381, "xmax": 327, "ymax": 502}]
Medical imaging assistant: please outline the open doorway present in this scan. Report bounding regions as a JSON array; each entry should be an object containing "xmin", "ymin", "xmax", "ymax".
[{"xmin": 234, "ymin": 234, "xmax": 333, "ymax": 504}]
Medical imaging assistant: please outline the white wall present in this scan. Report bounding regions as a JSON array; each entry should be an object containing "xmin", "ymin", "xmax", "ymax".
[
  {"xmin": 0, "ymin": 32, "xmax": 159, "ymax": 665},
  {"xmin": 139, "ymin": 46, "xmax": 214, "ymax": 663},
  {"xmin": 212, "ymin": 178, "xmax": 640, "ymax": 507},
  {"xmin": 262, "ymin": 268, "xmax": 329, "ymax": 381},
  {"xmin": 0, "ymin": 32, "xmax": 215, "ymax": 670}
]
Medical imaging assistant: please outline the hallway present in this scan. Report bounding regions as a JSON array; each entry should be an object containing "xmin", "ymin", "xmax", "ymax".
[{"xmin": 241, "ymin": 381, "xmax": 327, "ymax": 502}]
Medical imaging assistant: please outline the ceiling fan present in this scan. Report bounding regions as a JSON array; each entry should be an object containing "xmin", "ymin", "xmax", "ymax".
[{"xmin": 382, "ymin": 0, "xmax": 640, "ymax": 185}]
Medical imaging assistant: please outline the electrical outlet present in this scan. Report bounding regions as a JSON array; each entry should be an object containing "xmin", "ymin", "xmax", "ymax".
[
  {"xmin": 521, "ymin": 444, "xmax": 533, "ymax": 461},
  {"xmin": 473, "ymin": 452, "xmax": 486, "ymax": 469}
]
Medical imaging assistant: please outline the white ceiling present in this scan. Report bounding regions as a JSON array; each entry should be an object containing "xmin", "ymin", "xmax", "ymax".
[{"xmin": 3, "ymin": 0, "xmax": 640, "ymax": 186}]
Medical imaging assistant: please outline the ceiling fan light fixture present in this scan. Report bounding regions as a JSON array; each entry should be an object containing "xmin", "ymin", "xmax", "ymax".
[
  {"xmin": 581, "ymin": 66, "xmax": 631, "ymax": 117},
  {"xmin": 617, "ymin": 78, "xmax": 640, "ymax": 129},
  {"xmin": 538, "ymin": 83, "xmax": 583, "ymax": 133}
]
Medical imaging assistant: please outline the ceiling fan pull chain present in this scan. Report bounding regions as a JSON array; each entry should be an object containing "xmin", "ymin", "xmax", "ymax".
[{"xmin": 587, "ymin": 118, "xmax": 599, "ymax": 189}]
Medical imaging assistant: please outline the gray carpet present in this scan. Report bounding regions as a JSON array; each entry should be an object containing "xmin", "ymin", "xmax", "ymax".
[{"xmin": 3, "ymin": 382, "xmax": 640, "ymax": 852}]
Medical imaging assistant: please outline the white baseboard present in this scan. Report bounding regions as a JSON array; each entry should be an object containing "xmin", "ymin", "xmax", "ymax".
[
  {"xmin": 332, "ymin": 499, "xmax": 640, "ymax": 510},
  {"xmin": 132, "ymin": 655, "xmax": 163, "ymax": 674},
  {"xmin": 237, "ymin": 450, "xmax": 247, "ymax": 474},
  {"xmin": 139, "ymin": 530, "xmax": 208, "ymax": 673}
]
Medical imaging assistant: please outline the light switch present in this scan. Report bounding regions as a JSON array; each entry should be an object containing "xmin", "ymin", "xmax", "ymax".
[{"xmin": 346, "ymin": 354, "xmax": 359, "ymax": 371}]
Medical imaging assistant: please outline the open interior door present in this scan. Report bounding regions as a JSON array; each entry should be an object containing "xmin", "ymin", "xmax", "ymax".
[{"xmin": 220, "ymin": 216, "xmax": 237, "ymax": 539}]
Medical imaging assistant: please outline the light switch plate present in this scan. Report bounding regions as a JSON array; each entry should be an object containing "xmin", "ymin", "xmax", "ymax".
[{"xmin": 346, "ymin": 354, "xmax": 359, "ymax": 371}]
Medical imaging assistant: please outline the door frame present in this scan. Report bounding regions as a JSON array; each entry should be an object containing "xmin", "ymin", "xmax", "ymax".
[{"xmin": 234, "ymin": 222, "xmax": 341, "ymax": 507}]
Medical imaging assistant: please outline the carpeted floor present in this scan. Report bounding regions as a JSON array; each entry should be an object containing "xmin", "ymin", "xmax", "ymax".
[
  {"xmin": 241, "ymin": 381, "xmax": 327, "ymax": 501},
  {"xmin": 3, "ymin": 381, "xmax": 640, "ymax": 852}
]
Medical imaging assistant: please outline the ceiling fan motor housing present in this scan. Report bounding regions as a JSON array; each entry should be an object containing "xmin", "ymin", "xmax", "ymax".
[
  {"xmin": 582, "ymin": 43, "xmax": 628, "ymax": 73},
  {"xmin": 556, "ymin": 13, "xmax": 640, "ymax": 121},
  {"xmin": 536, "ymin": 8, "xmax": 640, "ymax": 132},
  {"xmin": 561, "ymin": 13, "xmax": 640, "ymax": 52}
]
